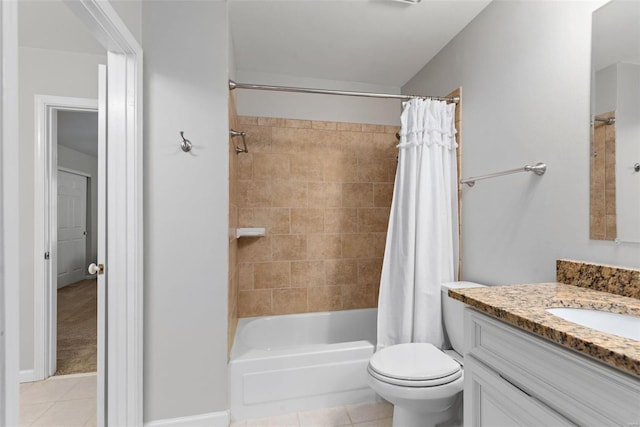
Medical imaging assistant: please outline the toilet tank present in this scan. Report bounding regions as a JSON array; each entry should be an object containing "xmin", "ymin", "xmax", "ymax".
[{"xmin": 441, "ymin": 281, "xmax": 486, "ymax": 354}]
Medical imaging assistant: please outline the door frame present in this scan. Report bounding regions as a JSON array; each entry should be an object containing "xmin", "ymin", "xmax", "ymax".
[
  {"xmin": 2, "ymin": 1, "xmax": 144, "ymax": 426},
  {"xmin": 34, "ymin": 95, "xmax": 98, "ymax": 381}
]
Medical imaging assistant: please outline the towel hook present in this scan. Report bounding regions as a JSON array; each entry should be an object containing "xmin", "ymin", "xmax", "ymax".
[
  {"xmin": 230, "ymin": 129, "xmax": 248, "ymax": 154},
  {"xmin": 179, "ymin": 131, "xmax": 192, "ymax": 152}
]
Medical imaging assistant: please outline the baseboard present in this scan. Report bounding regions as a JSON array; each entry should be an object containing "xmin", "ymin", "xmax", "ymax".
[
  {"xmin": 19, "ymin": 369, "xmax": 37, "ymax": 383},
  {"xmin": 144, "ymin": 410, "xmax": 229, "ymax": 427}
]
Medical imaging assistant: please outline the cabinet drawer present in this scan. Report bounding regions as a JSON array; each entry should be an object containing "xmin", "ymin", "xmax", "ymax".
[
  {"xmin": 464, "ymin": 355, "xmax": 575, "ymax": 427},
  {"xmin": 464, "ymin": 308, "xmax": 640, "ymax": 426}
]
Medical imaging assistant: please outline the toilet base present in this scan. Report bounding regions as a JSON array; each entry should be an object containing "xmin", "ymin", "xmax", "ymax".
[{"xmin": 391, "ymin": 393, "xmax": 462, "ymax": 427}]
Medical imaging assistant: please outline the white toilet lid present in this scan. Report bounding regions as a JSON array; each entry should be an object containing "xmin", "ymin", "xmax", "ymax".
[{"xmin": 369, "ymin": 343, "xmax": 461, "ymax": 386}]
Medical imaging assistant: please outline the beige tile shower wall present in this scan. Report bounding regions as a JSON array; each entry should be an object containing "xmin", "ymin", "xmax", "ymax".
[
  {"xmin": 228, "ymin": 95, "xmax": 240, "ymax": 352},
  {"xmin": 236, "ymin": 116, "xmax": 399, "ymax": 316}
]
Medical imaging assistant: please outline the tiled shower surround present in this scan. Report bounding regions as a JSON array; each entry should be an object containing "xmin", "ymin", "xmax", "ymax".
[{"xmin": 235, "ymin": 116, "xmax": 400, "ymax": 317}]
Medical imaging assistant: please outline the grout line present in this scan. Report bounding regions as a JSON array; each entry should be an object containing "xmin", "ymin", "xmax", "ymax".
[
  {"xmin": 27, "ymin": 401, "xmax": 56, "ymax": 427},
  {"xmin": 344, "ymin": 405, "xmax": 354, "ymax": 425}
]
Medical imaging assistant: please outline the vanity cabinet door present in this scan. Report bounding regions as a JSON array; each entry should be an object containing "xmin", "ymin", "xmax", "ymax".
[{"xmin": 464, "ymin": 356, "xmax": 575, "ymax": 427}]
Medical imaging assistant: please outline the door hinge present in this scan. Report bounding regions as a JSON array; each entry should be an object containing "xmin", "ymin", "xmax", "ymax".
[{"xmin": 44, "ymin": 252, "xmax": 50, "ymax": 260}]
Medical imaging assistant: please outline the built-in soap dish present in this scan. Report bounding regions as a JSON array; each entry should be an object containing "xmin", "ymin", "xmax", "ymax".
[{"xmin": 236, "ymin": 227, "xmax": 266, "ymax": 238}]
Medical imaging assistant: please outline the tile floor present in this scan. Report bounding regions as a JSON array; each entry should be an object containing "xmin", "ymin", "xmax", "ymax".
[
  {"xmin": 231, "ymin": 401, "xmax": 393, "ymax": 427},
  {"xmin": 20, "ymin": 373, "xmax": 97, "ymax": 427},
  {"xmin": 20, "ymin": 375, "xmax": 389, "ymax": 427}
]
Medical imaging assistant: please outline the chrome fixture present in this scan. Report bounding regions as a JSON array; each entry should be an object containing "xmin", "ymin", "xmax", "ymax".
[
  {"xmin": 593, "ymin": 116, "xmax": 615, "ymax": 125},
  {"xmin": 230, "ymin": 129, "xmax": 248, "ymax": 154},
  {"xmin": 228, "ymin": 80, "xmax": 459, "ymax": 103},
  {"xmin": 614, "ymin": 238, "xmax": 640, "ymax": 245},
  {"xmin": 460, "ymin": 162, "xmax": 547, "ymax": 187},
  {"xmin": 179, "ymin": 131, "xmax": 192, "ymax": 152},
  {"xmin": 634, "ymin": 163, "xmax": 640, "ymax": 173}
]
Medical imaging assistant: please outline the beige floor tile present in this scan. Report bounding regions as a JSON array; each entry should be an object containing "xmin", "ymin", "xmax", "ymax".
[
  {"xmin": 20, "ymin": 402, "xmax": 53, "ymax": 426},
  {"xmin": 346, "ymin": 401, "xmax": 393, "ymax": 424},
  {"xmin": 20, "ymin": 377, "xmax": 79, "ymax": 404},
  {"xmin": 83, "ymin": 414, "xmax": 98, "ymax": 427},
  {"xmin": 298, "ymin": 406, "xmax": 351, "ymax": 427},
  {"xmin": 60, "ymin": 375, "xmax": 97, "ymax": 401},
  {"xmin": 19, "ymin": 382, "xmax": 35, "ymax": 395},
  {"xmin": 230, "ymin": 421, "xmax": 247, "ymax": 427},
  {"xmin": 353, "ymin": 418, "xmax": 393, "ymax": 427},
  {"xmin": 246, "ymin": 413, "xmax": 300, "ymax": 427},
  {"xmin": 31, "ymin": 398, "xmax": 96, "ymax": 427}
]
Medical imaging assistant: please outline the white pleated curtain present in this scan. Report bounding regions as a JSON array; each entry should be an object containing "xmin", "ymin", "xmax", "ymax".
[{"xmin": 377, "ymin": 98, "xmax": 459, "ymax": 350}]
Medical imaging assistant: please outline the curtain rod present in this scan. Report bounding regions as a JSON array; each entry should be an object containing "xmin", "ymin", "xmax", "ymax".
[{"xmin": 228, "ymin": 80, "xmax": 460, "ymax": 103}]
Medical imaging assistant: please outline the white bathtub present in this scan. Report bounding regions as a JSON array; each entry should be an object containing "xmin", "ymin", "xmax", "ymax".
[{"xmin": 229, "ymin": 308, "xmax": 379, "ymax": 420}]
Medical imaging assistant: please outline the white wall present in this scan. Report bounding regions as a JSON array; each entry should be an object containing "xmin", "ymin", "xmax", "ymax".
[
  {"xmin": 229, "ymin": 24, "xmax": 237, "ymax": 81},
  {"xmin": 403, "ymin": 1, "xmax": 640, "ymax": 286},
  {"xmin": 595, "ymin": 64, "xmax": 617, "ymax": 113},
  {"xmin": 142, "ymin": 1, "xmax": 229, "ymax": 422},
  {"xmin": 18, "ymin": 47, "xmax": 105, "ymax": 371},
  {"xmin": 234, "ymin": 70, "xmax": 401, "ymax": 125},
  {"xmin": 58, "ymin": 145, "xmax": 98, "ymax": 266}
]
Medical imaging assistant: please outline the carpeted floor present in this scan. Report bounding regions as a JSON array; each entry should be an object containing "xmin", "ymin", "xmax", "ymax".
[{"xmin": 56, "ymin": 278, "xmax": 97, "ymax": 375}]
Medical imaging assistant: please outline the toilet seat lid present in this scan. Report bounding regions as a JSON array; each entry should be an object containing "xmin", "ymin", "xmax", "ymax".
[{"xmin": 369, "ymin": 343, "xmax": 461, "ymax": 382}]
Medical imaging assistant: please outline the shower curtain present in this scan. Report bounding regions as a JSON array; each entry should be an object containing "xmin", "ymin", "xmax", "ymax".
[{"xmin": 377, "ymin": 98, "xmax": 459, "ymax": 350}]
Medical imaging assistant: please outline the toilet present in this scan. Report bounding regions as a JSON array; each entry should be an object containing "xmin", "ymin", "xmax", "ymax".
[{"xmin": 367, "ymin": 281, "xmax": 486, "ymax": 427}]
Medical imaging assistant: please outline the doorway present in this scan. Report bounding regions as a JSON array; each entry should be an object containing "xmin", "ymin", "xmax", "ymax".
[
  {"xmin": 29, "ymin": 96, "xmax": 100, "ymax": 426},
  {"xmin": 33, "ymin": 97, "xmax": 100, "ymax": 383}
]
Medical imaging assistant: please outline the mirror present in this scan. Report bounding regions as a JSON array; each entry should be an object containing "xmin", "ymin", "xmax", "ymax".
[{"xmin": 590, "ymin": 0, "xmax": 640, "ymax": 243}]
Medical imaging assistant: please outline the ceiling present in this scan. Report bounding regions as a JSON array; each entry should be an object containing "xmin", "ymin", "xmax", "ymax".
[
  {"xmin": 19, "ymin": 0, "xmax": 492, "ymax": 88},
  {"xmin": 229, "ymin": 0, "xmax": 492, "ymax": 88},
  {"xmin": 58, "ymin": 111, "xmax": 99, "ymax": 158}
]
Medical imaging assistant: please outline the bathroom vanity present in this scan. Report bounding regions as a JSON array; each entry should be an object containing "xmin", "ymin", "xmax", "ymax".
[
  {"xmin": 463, "ymin": 309, "xmax": 639, "ymax": 426},
  {"xmin": 449, "ymin": 267, "xmax": 640, "ymax": 426}
]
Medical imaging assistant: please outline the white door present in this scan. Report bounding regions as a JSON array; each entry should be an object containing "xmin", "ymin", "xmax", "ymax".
[{"xmin": 57, "ymin": 170, "xmax": 87, "ymax": 288}]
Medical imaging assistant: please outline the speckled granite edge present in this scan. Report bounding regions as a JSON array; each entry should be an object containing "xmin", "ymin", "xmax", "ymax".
[
  {"xmin": 557, "ymin": 259, "xmax": 640, "ymax": 299},
  {"xmin": 449, "ymin": 283, "xmax": 640, "ymax": 377}
]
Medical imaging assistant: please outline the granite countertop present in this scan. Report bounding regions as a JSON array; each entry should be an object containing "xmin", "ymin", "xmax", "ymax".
[{"xmin": 449, "ymin": 283, "xmax": 640, "ymax": 376}]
